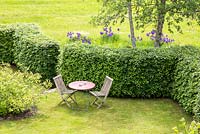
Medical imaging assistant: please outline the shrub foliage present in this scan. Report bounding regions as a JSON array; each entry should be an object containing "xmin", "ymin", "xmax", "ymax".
[
  {"xmin": 172, "ymin": 55, "xmax": 200, "ymax": 113},
  {"xmin": 0, "ymin": 24, "xmax": 40, "ymax": 63},
  {"xmin": 0, "ymin": 64, "xmax": 50, "ymax": 116},
  {"xmin": 14, "ymin": 34, "xmax": 60, "ymax": 80},
  {"xmin": 0, "ymin": 23, "xmax": 60, "ymax": 80},
  {"xmin": 0, "ymin": 25, "xmax": 15, "ymax": 63},
  {"xmin": 59, "ymin": 44, "xmax": 177, "ymax": 98}
]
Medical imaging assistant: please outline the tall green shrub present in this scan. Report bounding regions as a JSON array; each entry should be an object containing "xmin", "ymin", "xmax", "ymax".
[
  {"xmin": 14, "ymin": 34, "xmax": 60, "ymax": 80},
  {"xmin": 0, "ymin": 23, "xmax": 60, "ymax": 80},
  {"xmin": 122, "ymin": 48, "xmax": 177, "ymax": 97},
  {"xmin": 172, "ymin": 46, "xmax": 200, "ymax": 115},
  {"xmin": 0, "ymin": 24, "xmax": 40, "ymax": 63},
  {"xmin": 0, "ymin": 25, "xmax": 15, "ymax": 63}
]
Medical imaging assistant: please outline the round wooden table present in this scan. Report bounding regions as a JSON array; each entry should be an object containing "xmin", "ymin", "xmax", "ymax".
[
  {"xmin": 68, "ymin": 81, "xmax": 95, "ymax": 91},
  {"xmin": 68, "ymin": 81, "xmax": 95, "ymax": 110}
]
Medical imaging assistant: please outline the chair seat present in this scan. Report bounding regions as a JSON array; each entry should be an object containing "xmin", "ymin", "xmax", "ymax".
[
  {"xmin": 63, "ymin": 89, "xmax": 76, "ymax": 94},
  {"xmin": 90, "ymin": 91, "xmax": 105, "ymax": 97}
]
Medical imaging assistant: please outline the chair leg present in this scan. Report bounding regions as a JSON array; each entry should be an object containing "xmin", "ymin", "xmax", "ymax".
[
  {"xmin": 91, "ymin": 96, "xmax": 105, "ymax": 108},
  {"xmin": 60, "ymin": 95, "xmax": 75, "ymax": 108},
  {"xmin": 97, "ymin": 102, "xmax": 103, "ymax": 109},
  {"xmin": 69, "ymin": 95, "xmax": 78, "ymax": 105},
  {"xmin": 69, "ymin": 92, "xmax": 78, "ymax": 104},
  {"xmin": 58, "ymin": 100, "xmax": 64, "ymax": 105},
  {"xmin": 91, "ymin": 97, "xmax": 98, "ymax": 105},
  {"xmin": 62, "ymin": 98, "xmax": 72, "ymax": 108}
]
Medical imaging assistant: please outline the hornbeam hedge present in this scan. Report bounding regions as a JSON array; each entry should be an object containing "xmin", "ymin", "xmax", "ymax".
[
  {"xmin": 59, "ymin": 44, "xmax": 200, "ymax": 120},
  {"xmin": 0, "ymin": 23, "xmax": 59, "ymax": 80}
]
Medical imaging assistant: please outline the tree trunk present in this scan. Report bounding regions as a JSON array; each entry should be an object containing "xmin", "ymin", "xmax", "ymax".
[
  {"xmin": 127, "ymin": 1, "xmax": 136, "ymax": 48},
  {"xmin": 155, "ymin": 0, "xmax": 166, "ymax": 48}
]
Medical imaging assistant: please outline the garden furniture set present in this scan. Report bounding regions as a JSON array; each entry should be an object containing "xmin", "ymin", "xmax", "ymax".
[{"xmin": 53, "ymin": 75, "xmax": 113, "ymax": 109}]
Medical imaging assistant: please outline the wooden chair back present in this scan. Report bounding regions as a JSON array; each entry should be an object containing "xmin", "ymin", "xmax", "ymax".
[
  {"xmin": 100, "ymin": 76, "xmax": 113, "ymax": 100},
  {"xmin": 53, "ymin": 75, "xmax": 67, "ymax": 95}
]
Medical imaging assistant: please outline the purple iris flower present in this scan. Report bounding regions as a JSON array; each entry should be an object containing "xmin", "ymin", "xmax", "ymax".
[
  {"xmin": 82, "ymin": 39, "xmax": 86, "ymax": 43},
  {"xmin": 108, "ymin": 32, "xmax": 113, "ymax": 37},
  {"xmin": 103, "ymin": 27, "xmax": 108, "ymax": 32},
  {"xmin": 151, "ymin": 30, "xmax": 156, "ymax": 34},
  {"xmin": 146, "ymin": 30, "xmax": 174, "ymax": 44},
  {"xmin": 67, "ymin": 32, "xmax": 74, "ymax": 38},
  {"xmin": 162, "ymin": 38, "xmax": 168, "ymax": 43},
  {"xmin": 100, "ymin": 32, "xmax": 104, "ymax": 35},
  {"xmin": 76, "ymin": 32, "xmax": 81, "ymax": 38},
  {"xmin": 87, "ymin": 40, "xmax": 91, "ymax": 44}
]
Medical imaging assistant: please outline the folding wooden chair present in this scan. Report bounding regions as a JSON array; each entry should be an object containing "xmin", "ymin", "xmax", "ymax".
[
  {"xmin": 89, "ymin": 76, "xmax": 113, "ymax": 108},
  {"xmin": 53, "ymin": 75, "xmax": 77, "ymax": 108}
]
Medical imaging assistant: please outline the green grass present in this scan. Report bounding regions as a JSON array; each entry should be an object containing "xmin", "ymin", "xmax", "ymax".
[
  {"xmin": 0, "ymin": 92, "xmax": 192, "ymax": 134},
  {"xmin": 0, "ymin": 0, "xmax": 199, "ymax": 48}
]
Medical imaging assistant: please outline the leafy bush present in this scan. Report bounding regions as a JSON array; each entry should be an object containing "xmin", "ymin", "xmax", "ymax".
[
  {"xmin": 173, "ymin": 118, "xmax": 200, "ymax": 134},
  {"xmin": 0, "ymin": 64, "xmax": 51, "ymax": 116},
  {"xmin": 194, "ymin": 92, "xmax": 200, "ymax": 121}
]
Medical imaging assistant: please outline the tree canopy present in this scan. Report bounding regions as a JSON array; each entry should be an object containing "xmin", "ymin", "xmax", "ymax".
[{"xmin": 92, "ymin": 0, "xmax": 200, "ymax": 47}]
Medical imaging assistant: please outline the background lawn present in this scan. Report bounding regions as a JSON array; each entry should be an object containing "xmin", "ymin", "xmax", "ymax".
[
  {"xmin": 0, "ymin": 0, "xmax": 199, "ymax": 47},
  {"xmin": 0, "ymin": 92, "xmax": 192, "ymax": 134}
]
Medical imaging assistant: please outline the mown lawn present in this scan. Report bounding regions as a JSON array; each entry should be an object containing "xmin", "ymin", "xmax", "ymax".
[
  {"xmin": 0, "ymin": 92, "xmax": 192, "ymax": 134},
  {"xmin": 0, "ymin": 0, "xmax": 199, "ymax": 47}
]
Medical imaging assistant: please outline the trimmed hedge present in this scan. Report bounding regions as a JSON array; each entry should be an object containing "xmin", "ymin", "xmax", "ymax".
[
  {"xmin": 59, "ymin": 44, "xmax": 177, "ymax": 98},
  {"xmin": 0, "ymin": 24, "xmax": 40, "ymax": 63},
  {"xmin": 172, "ymin": 46, "xmax": 200, "ymax": 119},
  {"xmin": 14, "ymin": 34, "xmax": 60, "ymax": 80},
  {"xmin": 173, "ymin": 56, "xmax": 200, "ymax": 113},
  {"xmin": 59, "ymin": 44, "xmax": 200, "ymax": 120},
  {"xmin": 0, "ymin": 25, "xmax": 15, "ymax": 63},
  {"xmin": 0, "ymin": 23, "xmax": 60, "ymax": 80}
]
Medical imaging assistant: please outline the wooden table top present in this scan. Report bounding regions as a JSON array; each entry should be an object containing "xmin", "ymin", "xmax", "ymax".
[{"xmin": 68, "ymin": 81, "xmax": 95, "ymax": 91}]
